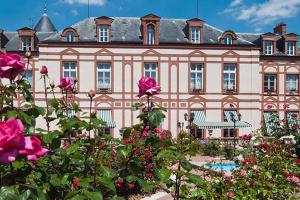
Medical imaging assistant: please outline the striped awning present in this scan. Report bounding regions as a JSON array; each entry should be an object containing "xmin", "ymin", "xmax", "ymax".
[
  {"xmin": 224, "ymin": 110, "xmax": 239, "ymax": 122},
  {"xmin": 97, "ymin": 110, "xmax": 116, "ymax": 128},
  {"xmin": 263, "ymin": 112, "xmax": 279, "ymax": 134},
  {"xmin": 192, "ymin": 110, "xmax": 251, "ymax": 129}
]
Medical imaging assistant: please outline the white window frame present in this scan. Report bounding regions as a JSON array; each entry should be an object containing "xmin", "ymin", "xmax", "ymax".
[
  {"xmin": 63, "ymin": 62, "xmax": 77, "ymax": 80},
  {"xmin": 97, "ymin": 63, "xmax": 111, "ymax": 89},
  {"xmin": 264, "ymin": 40, "xmax": 273, "ymax": 55},
  {"xmin": 224, "ymin": 35, "xmax": 233, "ymax": 45},
  {"xmin": 287, "ymin": 42, "xmax": 295, "ymax": 56},
  {"xmin": 264, "ymin": 74, "xmax": 277, "ymax": 93},
  {"xmin": 223, "ymin": 110, "xmax": 235, "ymax": 137},
  {"xmin": 191, "ymin": 26, "xmax": 201, "ymax": 44},
  {"xmin": 144, "ymin": 63, "xmax": 158, "ymax": 81},
  {"xmin": 223, "ymin": 64, "xmax": 237, "ymax": 91},
  {"xmin": 190, "ymin": 63, "xmax": 203, "ymax": 91},
  {"xmin": 22, "ymin": 37, "xmax": 32, "ymax": 51},
  {"xmin": 99, "ymin": 25, "xmax": 109, "ymax": 42},
  {"xmin": 286, "ymin": 74, "xmax": 299, "ymax": 93},
  {"xmin": 147, "ymin": 25, "xmax": 155, "ymax": 45},
  {"xmin": 23, "ymin": 70, "xmax": 33, "ymax": 88},
  {"xmin": 66, "ymin": 32, "xmax": 74, "ymax": 42}
]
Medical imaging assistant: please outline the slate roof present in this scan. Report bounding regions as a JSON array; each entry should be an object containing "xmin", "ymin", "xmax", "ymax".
[
  {"xmin": 34, "ymin": 14, "xmax": 57, "ymax": 32},
  {"xmin": 43, "ymin": 17, "xmax": 254, "ymax": 45}
]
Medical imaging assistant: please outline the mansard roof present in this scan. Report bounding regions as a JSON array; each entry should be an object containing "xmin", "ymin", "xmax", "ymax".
[{"xmin": 43, "ymin": 17, "xmax": 253, "ymax": 45}]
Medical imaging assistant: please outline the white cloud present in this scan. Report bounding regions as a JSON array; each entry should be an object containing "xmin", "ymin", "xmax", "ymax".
[
  {"xmin": 62, "ymin": 0, "xmax": 106, "ymax": 6},
  {"xmin": 230, "ymin": 0, "xmax": 243, "ymax": 7},
  {"xmin": 222, "ymin": 0, "xmax": 300, "ymax": 25},
  {"xmin": 71, "ymin": 9, "xmax": 79, "ymax": 16}
]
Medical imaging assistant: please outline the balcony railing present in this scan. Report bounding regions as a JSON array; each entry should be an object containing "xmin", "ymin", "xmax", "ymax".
[
  {"xmin": 97, "ymin": 87, "xmax": 112, "ymax": 94},
  {"xmin": 190, "ymin": 87, "xmax": 204, "ymax": 94},
  {"xmin": 223, "ymin": 86, "xmax": 237, "ymax": 93},
  {"xmin": 264, "ymin": 89, "xmax": 277, "ymax": 95},
  {"xmin": 287, "ymin": 89, "xmax": 299, "ymax": 95}
]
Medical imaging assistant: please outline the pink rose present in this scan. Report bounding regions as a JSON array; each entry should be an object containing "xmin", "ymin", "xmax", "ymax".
[
  {"xmin": 0, "ymin": 54, "xmax": 25, "ymax": 80},
  {"xmin": 0, "ymin": 118, "xmax": 25, "ymax": 163},
  {"xmin": 60, "ymin": 77, "xmax": 74, "ymax": 90},
  {"xmin": 142, "ymin": 131, "xmax": 149, "ymax": 137},
  {"xmin": 241, "ymin": 134, "xmax": 252, "ymax": 141},
  {"xmin": 227, "ymin": 192, "xmax": 235, "ymax": 198},
  {"xmin": 19, "ymin": 136, "xmax": 48, "ymax": 161},
  {"xmin": 145, "ymin": 150, "xmax": 151, "ymax": 158},
  {"xmin": 224, "ymin": 173, "xmax": 232, "ymax": 182},
  {"xmin": 137, "ymin": 77, "xmax": 161, "ymax": 98},
  {"xmin": 159, "ymin": 134, "xmax": 167, "ymax": 140},
  {"xmin": 240, "ymin": 169, "xmax": 247, "ymax": 176},
  {"xmin": 40, "ymin": 66, "xmax": 48, "ymax": 75},
  {"xmin": 288, "ymin": 174, "xmax": 300, "ymax": 184},
  {"xmin": 291, "ymin": 113, "xmax": 298, "ymax": 118}
]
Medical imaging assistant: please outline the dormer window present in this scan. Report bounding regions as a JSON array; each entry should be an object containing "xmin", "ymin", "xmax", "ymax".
[
  {"xmin": 287, "ymin": 41, "xmax": 296, "ymax": 56},
  {"xmin": 66, "ymin": 32, "xmax": 74, "ymax": 42},
  {"xmin": 21, "ymin": 37, "xmax": 32, "ymax": 51},
  {"xmin": 61, "ymin": 28, "xmax": 79, "ymax": 42},
  {"xmin": 99, "ymin": 25, "xmax": 109, "ymax": 43},
  {"xmin": 141, "ymin": 14, "xmax": 161, "ymax": 45},
  {"xmin": 94, "ymin": 16, "xmax": 113, "ymax": 43},
  {"xmin": 17, "ymin": 27, "xmax": 36, "ymax": 51},
  {"xmin": 264, "ymin": 40, "xmax": 273, "ymax": 55},
  {"xmin": 147, "ymin": 25, "xmax": 155, "ymax": 45},
  {"xmin": 191, "ymin": 26, "xmax": 201, "ymax": 44},
  {"xmin": 224, "ymin": 35, "xmax": 233, "ymax": 45}
]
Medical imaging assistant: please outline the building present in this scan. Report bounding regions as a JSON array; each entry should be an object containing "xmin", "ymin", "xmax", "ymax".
[{"xmin": 0, "ymin": 11, "xmax": 299, "ymax": 138}]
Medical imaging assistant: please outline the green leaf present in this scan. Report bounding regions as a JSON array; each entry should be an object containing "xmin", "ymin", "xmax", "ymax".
[
  {"xmin": 43, "ymin": 131, "xmax": 59, "ymax": 144},
  {"xmin": 125, "ymin": 175, "xmax": 138, "ymax": 183},
  {"xmin": 181, "ymin": 160, "xmax": 193, "ymax": 172},
  {"xmin": 83, "ymin": 190, "xmax": 103, "ymax": 200},
  {"xmin": 66, "ymin": 143, "xmax": 80, "ymax": 155},
  {"xmin": 0, "ymin": 187, "xmax": 19, "ymax": 200},
  {"xmin": 50, "ymin": 175, "xmax": 61, "ymax": 187},
  {"xmin": 19, "ymin": 190, "xmax": 31, "ymax": 200},
  {"xmin": 99, "ymin": 165, "xmax": 117, "ymax": 178},
  {"xmin": 157, "ymin": 150, "xmax": 177, "ymax": 161},
  {"xmin": 158, "ymin": 169, "xmax": 172, "ymax": 182},
  {"xmin": 186, "ymin": 174, "xmax": 206, "ymax": 186},
  {"xmin": 137, "ymin": 179, "xmax": 155, "ymax": 193},
  {"xmin": 148, "ymin": 110, "xmax": 165, "ymax": 127},
  {"xmin": 7, "ymin": 111, "xmax": 17, "ymax": 118},
  {"xmin": 97, "ymin": 177, "xmax": 116, "ymax": 192}
]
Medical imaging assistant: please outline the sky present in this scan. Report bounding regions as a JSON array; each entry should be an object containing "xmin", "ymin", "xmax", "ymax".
[{"xmin": 1, "ymin": 0, "xmax": 300, "ymax": 34}]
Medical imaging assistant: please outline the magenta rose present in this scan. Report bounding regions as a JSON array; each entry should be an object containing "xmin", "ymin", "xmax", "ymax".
[
  {"xmin": 0, "ymin": 54, "xmax": 25, "ymax": 80},
  {"xmin": 40, "ymin": 65, "xmax": 48, "ymax": 75},
  {"xmin": 137, "ymin": 77, "xmax": 161, "ymax": 98},
  {"xmin": 0, "ymin": 118, "xmax": 25, "ymax": 163},
  {"xmin": 60, "ymin": 77, "xmax": 74, "ymax": 90},
  {"xmin": 19, "ymin": 136, "xmax": 48, "ymax": 161}
]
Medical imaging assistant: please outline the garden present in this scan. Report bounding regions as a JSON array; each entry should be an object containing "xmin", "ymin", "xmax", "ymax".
[{"xmin": 0, "ymin": 53, "xmax": 299, "ymax": 199}]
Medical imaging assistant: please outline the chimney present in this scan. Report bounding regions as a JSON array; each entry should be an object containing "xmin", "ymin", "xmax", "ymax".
[{"xmin": 273, "ymin": 22, "xmax": 286, "ymax": 35}]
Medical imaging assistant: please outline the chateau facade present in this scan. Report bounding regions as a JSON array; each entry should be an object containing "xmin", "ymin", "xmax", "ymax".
[{"xmin": 1, "ymin": 12, "xmax": 299, "ymax": 138}]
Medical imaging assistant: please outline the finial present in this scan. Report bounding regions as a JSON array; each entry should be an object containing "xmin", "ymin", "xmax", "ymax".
[{"xmin": 43, "ymin": 0, "xmax": 47, "ymax": 16}]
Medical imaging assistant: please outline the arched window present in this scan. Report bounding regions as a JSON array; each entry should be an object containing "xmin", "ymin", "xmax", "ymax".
[
  {"xmin": 147, "ymin": 25, "xmax": 155, "ymax": 45},
  {"xmin": 224, "ymin": 35, "xmax": 233, "ymax": 45},
  {"xmin": 66, "ymin": 32, "xmax": 75, "ymax": 42}
]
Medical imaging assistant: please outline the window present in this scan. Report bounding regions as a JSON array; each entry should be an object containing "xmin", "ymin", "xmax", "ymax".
[
  {"xmin": 190, "ymin": 63, "xmax": 203, "ymax": 91},
  {"xmin": 99, "ymin": 25, "xmax": 109, "ymax": 42},
  {"xmin": 144, "ymin": 63, "xmax": 158, "ymax": 80},
  {"xmin": 223, "ymin": 64, "xmax": 237, "ymax": 92},
  {"xmin": 147, "ymin": 25, "xmax": 155, "ymax": 45},
  {"xmin": 192, "ymin": 128, "xmax": 204, "ymax": 139},
  {"xmin": 63, "ymin": 62, "xmax": 77, "ymax": 80},
  {"xmin": 286, "ymin": 75, "xmax": 299, "ymax": 93},
  {"xmin": 66, "ymin": 32, "xmax": 74, "ymax": 42},
  {"xmin": 21, "ymin": 37, "xmax": 31, "ymax": 51},
  {"xmin": 264, "ymin": 74, "xmax": 277, "ymax": 93},
  {"xmin": 223, "ymin": 111, "xmax": 235, "ymax": 137},
  {"xmin": 264, "ymin": 40, "xmax": 273, "ymax": 55},
  {"xmin": 224, "ymin": 35, "xmax": 233, "ymax": 45},
  {"xmin": 287, "ymin": 42, "xmax": 296, "ymax": 56},
  {"xmin": 97, "ymin": 63, "xmax": 111, "ymax": 90},
  {"xmin": 191, "ymin": 26, "xmax": 201, "ymax": 44},
  {"xmin": 23, "ymin": 71, "xmax": 33, "ymax": 88},
  {"xmin": 64, "ymin": 110, "xmax": 77, "ymax": 117}
]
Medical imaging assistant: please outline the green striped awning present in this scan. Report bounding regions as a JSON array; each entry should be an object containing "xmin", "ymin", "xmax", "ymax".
[
  {"xmin": 263, "ymin": 111, "xmax": 279, "ymax": 134},
  {"xmin": 286, "ymin": 112, "xmax": 299, "ymax": 129},
  {"xmin": 97, "ymin": 110, "xmax": 116, "ymax": 128},
  {"xmin": 192, "ymin": 110, "xmax": 251, "ymax": 129},
  {"xmin": 224, "ymin": 110, "xmax": 239, "ymax": 122}
]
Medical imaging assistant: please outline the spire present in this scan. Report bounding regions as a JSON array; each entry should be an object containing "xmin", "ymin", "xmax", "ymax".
[{"xmin": 34, "ymin": 0, "xmax": 57, "ymax": 32}]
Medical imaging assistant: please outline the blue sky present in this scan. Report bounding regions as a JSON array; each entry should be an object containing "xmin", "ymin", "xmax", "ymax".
[{"xmin": 1, "ymin": 0, "xmax": 300, "ymax": 34}]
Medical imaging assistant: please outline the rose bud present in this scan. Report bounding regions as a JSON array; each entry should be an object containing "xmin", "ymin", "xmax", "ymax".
[
  {"xmin": 40, "ymin": 66, "xmax": 48, "ymax": 75},
  {"xmin": 88, "ymin": 89, "xmax": 96, "ymax": 98},
  {"xmin": 49, "ymin": 81, "xmax": 55, "ymax": 88},
  {"xmin": 25, "ymin": 51, "xmax": 32, "ymax": 58}
]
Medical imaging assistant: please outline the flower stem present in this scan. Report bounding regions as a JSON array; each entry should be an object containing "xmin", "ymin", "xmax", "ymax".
[
  {"xmin": 10, "ymin": 163, "xmax": 15, "ymax": 184},
  {"xmin": 88, "ymin": 97, "xmax": 92, "ymax": 140},
  {"xmin": 43, "ymin": 75, "xmax": 50, "ymax": 133},
  {"xmin": 10, "ymin": 79, "xmax": 13, "ymax": 109}
]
